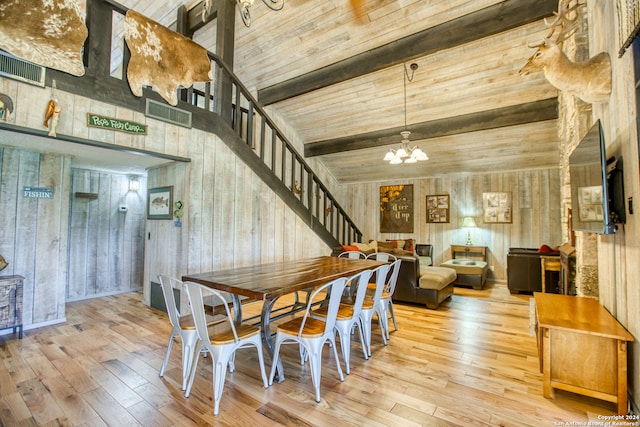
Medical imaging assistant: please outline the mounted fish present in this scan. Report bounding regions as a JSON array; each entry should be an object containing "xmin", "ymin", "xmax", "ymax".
[
  {"xmin": 0, "ymin": 0, "xmax": 88, "ymax": 76},
  {"xmin": 43, "ymin": 99, "xmax": 61, "ymax": 137},
  {"xmin": 124, "ymin": 10, "xmax": 213, "ymax": 106},
  {"xmin": 519, "ymin": 0, "xmax": 611, "ymax": 103}
]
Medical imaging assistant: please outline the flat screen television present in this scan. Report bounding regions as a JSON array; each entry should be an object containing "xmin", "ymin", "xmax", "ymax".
[{"xmin": 569, "ymin": 119, "xmax": 623, "ymax": 234}]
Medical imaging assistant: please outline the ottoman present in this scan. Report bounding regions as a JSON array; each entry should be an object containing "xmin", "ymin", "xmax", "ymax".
[
  {"xmin": 418, "ymin": 266, "xmax": 457, "ymax": 309},
  {"xmin": 440, "ymin": 259, "xmax": 489, "ymax": 290}
]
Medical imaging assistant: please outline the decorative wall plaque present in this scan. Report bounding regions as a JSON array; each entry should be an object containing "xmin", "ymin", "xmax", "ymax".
[{"xmin": 380, "ymin": 184, "xmax": 413, "ymax": 233}]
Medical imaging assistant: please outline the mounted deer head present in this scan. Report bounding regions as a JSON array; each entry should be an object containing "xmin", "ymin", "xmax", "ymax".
[{"xmin": 519, "ymin": 0, "xmax": 611, "ymax": 103}]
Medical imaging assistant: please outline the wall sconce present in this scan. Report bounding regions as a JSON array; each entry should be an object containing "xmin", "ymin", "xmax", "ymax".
[
  {"xmin": 129, "ymin": 177, "xmax": 140, "ymax": 192},
  {"xmin": 461, "ymin": 216, "xmax": 478, "ymax": 245}
]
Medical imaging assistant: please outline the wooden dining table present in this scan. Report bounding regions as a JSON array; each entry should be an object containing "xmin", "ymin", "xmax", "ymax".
[{"xmin": 182, "ymin": 255, "xmax": 382, "ymax": 381}]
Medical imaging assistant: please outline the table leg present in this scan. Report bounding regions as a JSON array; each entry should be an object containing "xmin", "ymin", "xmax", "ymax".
[
  {"xmin": 542, "ymin": 327, "xmax": 554, "ymax": 398},
  {"xmin": 617, "ymin": 340, "xmax": 628, "ymax": 415},
  {"xmin": 261, "ymin": 298, "xmax": 284, "ymax": 383}
]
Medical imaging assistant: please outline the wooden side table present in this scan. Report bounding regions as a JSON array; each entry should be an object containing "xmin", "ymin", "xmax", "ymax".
[
  {"xmin": 534, "ymin": 293, "xmax": 634, "ymax": 414},
  {"xmin": 450, "ymin": 245, "xmax": 487, "ymax": 261},
  {"xmin": 0, "ymin": 275, "xmax": 24, "ymax": 339},
  {"xmin": 540, "ymin": 256, "xmax": 561, "ymax": 293}
]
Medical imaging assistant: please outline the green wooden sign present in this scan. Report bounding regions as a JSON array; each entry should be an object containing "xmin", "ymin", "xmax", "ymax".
[{"xmin": 86, "ymin": 113, "xmax": 147, "ymax": 135}]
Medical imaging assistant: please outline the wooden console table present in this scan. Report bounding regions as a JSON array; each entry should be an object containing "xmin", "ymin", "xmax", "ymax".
[
  {"xmin": 0, "ymin": 275, "xmax": 24, "ymax": 339},
  {"xmin": 450, "ymin": 245, "xmax": 487, "ymax": 261},
  {"xmin": 534, "ymin": 293, "xmax": 634, "ymax": 414}
]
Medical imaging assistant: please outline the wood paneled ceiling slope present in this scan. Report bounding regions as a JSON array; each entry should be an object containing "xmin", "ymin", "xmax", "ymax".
[{"xmin": 119, "ymin": 0, "xmax": 561, "ymax": 183}]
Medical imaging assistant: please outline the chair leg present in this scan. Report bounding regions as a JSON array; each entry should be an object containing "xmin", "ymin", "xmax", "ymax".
[
  {"xmin": 336, "ymin": 325, "xmax": 351, "ymax": 375},
  {"xmin": 329, "ymin": 336, "xmax": 344, "ymax": 383},
  {"xmin": 360, "ymin": 312, "xmax": 373, "ymax": 357},
  {"xmin": 268, "ymin": 336, "xmax": 284, "ymax": 386},
  {"xmin": 355, "ymin": 320, "xmax": 368, "ymax": 360},
  {"xmin": 159, "ymin": 329, "xmax": 176, "ymax": 378},
  {"xmin": 184, "ymin": 341, "xmax": 203, "ymax": 398},
  {"xmin": 212, "ymin": 351, "xmax": 228, "ymax": 416},
  {"xmin": 388, "ymin": 300, "xmax": 398, "ymax": 332},
  {"xmin": 305, "ymin": 340, "xmax": 323, "ymax": 403},
  {"xmin": 252, "ymin": 338, "xmax": 269, "ymax": 389},
  {"xmin": 181, "ymin": 335, "xmax": 198, "ymax": 391}
]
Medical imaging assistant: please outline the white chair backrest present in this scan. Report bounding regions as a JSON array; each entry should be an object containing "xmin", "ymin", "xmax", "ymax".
[
  {"xmin": 369, "ymin": 264, "xmax": 391, "ymax": 304},
  {"xmin": 339, "ymin": 251, "xmax": 366, "ymax": 259},
  {"xmin": 298, "ymin": 277, "xmax": 348, "ymax": 336},
  {"xmin": 183, "ymin": 281, "xmax": 238, "ymax": 343},
  {"xmin": 346, "ymin": 269, "xmax": 373, "ymax": 319},
  {"xmin": 158, "ymin": 275, "xmax": 184, "ymax": 328},
  {"xmin": 385, "ymin": 259, "xmax": 402, "ymax": 294},
  {"xmin": 366, "ymin": 252, "xmax": 397, "ymax": 262}
]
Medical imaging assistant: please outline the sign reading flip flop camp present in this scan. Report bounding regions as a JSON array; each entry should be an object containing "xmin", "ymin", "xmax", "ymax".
[{"xmin": 87, "ymin": 113, "xmax": 147, "ymax": 135}]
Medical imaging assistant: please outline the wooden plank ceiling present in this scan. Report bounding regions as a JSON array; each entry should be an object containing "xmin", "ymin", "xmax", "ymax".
[{"xmin": 118, "ymin": 0, "xmax": 561, "ymax": 183}]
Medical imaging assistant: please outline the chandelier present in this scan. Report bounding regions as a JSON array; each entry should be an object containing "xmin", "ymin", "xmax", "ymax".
[
  {"xmin": 202, "ymin": 0, "xmax": 284, "ymax": 27},
  {"xmin": 237, "ymin": 0, "xmax": 284, "ymax": 27},
  {"xmin": 383, "ymin": 63, "xmax": 428, "ymax": 164}
]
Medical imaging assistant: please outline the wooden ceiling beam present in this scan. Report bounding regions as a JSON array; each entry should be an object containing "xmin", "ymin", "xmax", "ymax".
[
  {"xmin": 177, "ymin": 1, "xmax": 218, "ymax": 38},
  {"xmin": 258, "ymin": 0, "xmax": 557, "ymax": 106},
  {"xmin": 304, "ymin": 98, "xmax": 558, "ymax": 157}
]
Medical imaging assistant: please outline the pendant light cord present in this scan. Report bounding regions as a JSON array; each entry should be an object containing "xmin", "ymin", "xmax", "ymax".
[{"xmin": 403, "ymin": 63, "xmax": 418, "ymax": 131}]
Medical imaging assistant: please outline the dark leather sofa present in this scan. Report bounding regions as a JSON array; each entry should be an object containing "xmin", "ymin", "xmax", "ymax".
[
  {"xmin": 332, "ymin": 245, "xmax": 452, "ymax": 308},
  {"xmin": 507, "ymin": 248, "xmax": 559, "ymax": 293}
]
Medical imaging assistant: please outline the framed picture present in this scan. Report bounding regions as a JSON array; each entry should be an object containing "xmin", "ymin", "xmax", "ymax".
[
  {"xmin": 147, "ymin": 186, "xmax": 173, "ymax": 220},
  {"xmin": 483, "ymin": 192, "xmax": 512, "ymax": 223},
  {"xmin": 426, "ymin": 194, "xmax": 450, "ymax": 223},
  {"xmin": 577, "ymin": 186, "xmax": 604, "ymax": 222},
  {"xmin": 380, "ymin": 184, "xmax": 413, "ymax": 233}
]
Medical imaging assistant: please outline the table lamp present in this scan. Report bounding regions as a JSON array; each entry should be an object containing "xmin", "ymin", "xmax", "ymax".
[{"xmin": 461, "ymin": 216, "xmax": 477, "ymax": 245}]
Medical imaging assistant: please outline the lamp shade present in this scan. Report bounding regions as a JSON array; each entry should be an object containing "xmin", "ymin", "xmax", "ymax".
[{"xmin": 461, "ymin": 216, "xmax": 477, "ymax": 228}]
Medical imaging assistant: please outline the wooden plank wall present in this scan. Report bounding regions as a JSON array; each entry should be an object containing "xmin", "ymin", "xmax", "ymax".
[
  {"xmin": 142, "ymin": 128, "xmax": 334, "ymax": 304},
  {"xmin": 67, "ymin": 169, "xmax": 146, "ymax": 301},
  {"xmin": 0, "ymin": 147, "xmax": 70, "ymax": 325},
  {"xmin": 588, "ymin": 1, "xmax": 640, "ymax": 410},
  {"xmin": 343, "ymin": 168, "xmax": 562, "ymax": 280},
  {"xmin": 0, "ymin": 78, "xmax": 337, "ymax": 325}
]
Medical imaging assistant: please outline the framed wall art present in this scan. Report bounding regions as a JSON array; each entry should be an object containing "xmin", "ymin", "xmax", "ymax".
[
  {"xmin": 147, "ymin": 186, "xmax": 173, "ymax": 220},
  {"xmin": 426, "ymin": 194, "xmax": 450, "ymax": 223},
  {"xmin": 483, "ymin": 192, "xmax": 512, "ymax": 223},
  {"xmin": 380, "ymin": 184, "xmax": 413, "ymax": 233}
]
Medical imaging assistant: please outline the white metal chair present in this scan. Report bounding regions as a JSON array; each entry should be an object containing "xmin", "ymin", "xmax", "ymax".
[
  {"xmin": 357, "ymin": 263, "xmax": 391, "ymax": 357},
  {"xmin": 310, "ymin": 269, "xmax": 373, "ymax": 375},
  {"xmin": 268, "ymin": 277, "xmax": 348, "ymax": 403},
  {"xmin": 158, "ymin": 275, "xmax": 216, "ymax": 391},
  {"xmin": 365, "ymin": 252, "xmax": 397, "ymax": 262},
  {"xmin": 377, "ymin": 259, "xmax": 402, "ymax": 339},
  {"xmin": 338, "ymin": 250, "xmax": 366, "ymax": 259},
  {"xmin": 183, "ymin": 281, "xmax": 268, "ymax": 416}
]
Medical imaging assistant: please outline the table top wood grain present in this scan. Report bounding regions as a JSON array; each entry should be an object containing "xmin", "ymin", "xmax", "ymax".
[
  {"xmin": 183, "ymin": 256, "xmax": 383, "ymax": 301},
  {"xmin": 534, "ymin": 292, "xmax": 634, "ymax": 341}
]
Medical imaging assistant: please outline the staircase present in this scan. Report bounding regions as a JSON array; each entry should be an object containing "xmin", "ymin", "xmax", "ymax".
[
  {"xmin": 45, "ymin": 0, "xmax": 362, "ymax": 249},
  {"xmin": 179, "ymin": 53, "xmax": 362, "ymax": 247}
]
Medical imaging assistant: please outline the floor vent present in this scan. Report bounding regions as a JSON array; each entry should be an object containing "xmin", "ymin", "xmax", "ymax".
[
  {"xmin": 0, "ymin": 51, "xmax": 45, "ymax": 87},
  {"xmin": 145, "ymin": 99, "xmax": 192, "ymax": 128}
]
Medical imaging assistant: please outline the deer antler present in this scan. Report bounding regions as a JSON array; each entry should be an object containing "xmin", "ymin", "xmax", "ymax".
[{"xmin": 543, "ymin": 0, "xmax": 581, "ymax": 45}]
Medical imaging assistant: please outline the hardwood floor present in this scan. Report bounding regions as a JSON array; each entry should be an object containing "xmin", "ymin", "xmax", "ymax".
[{"xmin": 0, "ymin": 282, "xmax": 618, "ymax": 426}]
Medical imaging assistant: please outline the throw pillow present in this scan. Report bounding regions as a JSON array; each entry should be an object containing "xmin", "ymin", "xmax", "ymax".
[
  {"xmin": 403, "ymin": 238, "xmax": 414, "ymax": 252},
  {"xmin": 353, "ymin": 242, "xmax": 373, "ymax": 252},
  {"xmin": 342, "ymin": 245, "xmax": 359, "ymax": 252},
  {"xmin": 377, "ymin": 241, "xmax": 395, "ymax": 251}
]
